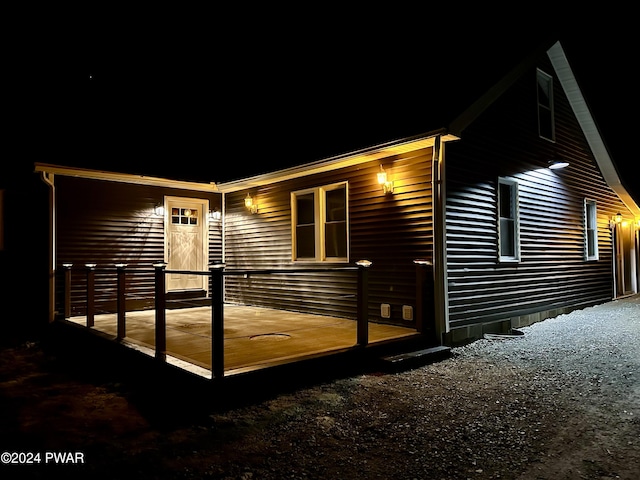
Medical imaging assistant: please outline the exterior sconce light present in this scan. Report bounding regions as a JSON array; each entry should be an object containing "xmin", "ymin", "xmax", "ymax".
[
  {"xmin": 610, "ymin": 212, "xmax": 623, "ymax": 229},
  {"xmin": 245, "ymin": 194, "xmax": 258, "ymax": 214},
  {"xmin": 209, "ymin": 209, "xmax": 221, "ymax": 221},
  {"xmin": 377, "ymin": 165, "xmax": 394, "ymax": 194},
  {"xmin": 413, "ymin": 259, "xmax": 433, "ymax": 266},
  {"xmin": 548, "ymin": 159, "xmax": 570, "ymax": 170},
  {"xmin": 355, "ymin": 259, "xmax": 372, "ymax": 267},
  {"xmin": 154, "ymin": 204, "xmax": 165, "ymax": 216}
]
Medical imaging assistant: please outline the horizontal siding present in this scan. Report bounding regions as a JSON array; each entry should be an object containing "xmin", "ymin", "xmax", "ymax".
[
  {"xmin": 223, "ymin": 150, "xmax": 433, "ymax": 325},
  {"xmin": 444, "ymin": 55, "xmax": 625, "ymax": 328},
  {"xmin": 55, "ymin": 176, "xmax": 222, "ymax": 316}
]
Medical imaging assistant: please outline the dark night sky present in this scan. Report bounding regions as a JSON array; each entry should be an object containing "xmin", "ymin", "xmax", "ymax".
[{"xmin": 11, "ymin": 11, "xmax": 638, "ymax": 204}]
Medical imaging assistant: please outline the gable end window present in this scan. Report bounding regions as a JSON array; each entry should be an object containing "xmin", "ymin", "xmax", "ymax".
[
  {"xmin": 498, "ymin": 178, "xmax": 520, "ymax": 262},
  {"xmin": 584, "ymin": 199, "xmax": 599, "ymax": 261},
  {"xmin": 537, "ymin": 69, "xmax": 555, "ymax": 141},
  {"xmin": 291, "ymin": 182, "xmax": 348, "ymax": 262}
]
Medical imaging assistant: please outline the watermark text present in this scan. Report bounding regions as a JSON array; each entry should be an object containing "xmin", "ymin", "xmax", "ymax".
[{"xmin": 1, "ymin": 451, "xmax": 85, "ymax": 465}]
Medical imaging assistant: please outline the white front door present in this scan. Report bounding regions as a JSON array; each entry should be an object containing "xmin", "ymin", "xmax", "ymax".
[{"xmin": 165, "ymin": 197, "xmax": 209, "ymax": 292}]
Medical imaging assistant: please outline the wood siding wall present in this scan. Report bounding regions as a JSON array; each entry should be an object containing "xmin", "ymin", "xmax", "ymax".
[
  {"xmin": 445, "ymin": 55, "xmax": 630, "ymax": 328},
  {"xmin": 55, "ymin": 176, "xmax": 222, "ymax": 316},
  {"xmin": 223, "ymin": 150, "xmax": 434, "ymax": 326}
]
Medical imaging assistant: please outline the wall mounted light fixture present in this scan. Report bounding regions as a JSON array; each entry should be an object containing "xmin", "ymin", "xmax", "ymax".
[
  {"xmin": 548, "ymin": 159, "xmax": 570, "ymax": 169},
  {"xmin": 154, "ymin": 204, "xmax": 165, "ymax": 216},
  {"xmin": 610, "ymin": 212, "xmax": 623, "ymax": 229},
  {"xmin": 377, "ymin": 165, "xmax": 394, "ymax": 194},
  {"xmin": 245, "ymin": 194, "xmax": 258, "ymax": 214},
  {"xmin": 209, "ymin": 209, "xmax": 221, "ymax": 221}
]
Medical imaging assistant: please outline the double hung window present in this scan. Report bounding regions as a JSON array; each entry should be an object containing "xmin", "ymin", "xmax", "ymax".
[
  {"xmin": 292, "ymin": 182, "xmax": 348, "ymax": 262},
  {"xmin": 537, "ymin": 69, "xmax": 555, "ymax": 141},
  {"xmin": 498, "ymin": 178, "xmax": 520, "ymax": 262},
  {"xmin": 584, "ymin": 199, "xmax": 599, "ymax": 261}
]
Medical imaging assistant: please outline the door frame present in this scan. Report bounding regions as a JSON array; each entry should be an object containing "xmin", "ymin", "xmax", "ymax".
[
  {"xmin": 613, "ymin": 220, "xmax": 639, "ymax": 298},
  {"xmin": 163, "ymin": 195, "xmax": 210, "ymax": 292}
]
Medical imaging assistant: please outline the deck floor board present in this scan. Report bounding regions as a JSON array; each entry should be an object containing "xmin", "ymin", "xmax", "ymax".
[{"xmin": 67, "ymin": 304, "xmax": 419, "ymax": 376}]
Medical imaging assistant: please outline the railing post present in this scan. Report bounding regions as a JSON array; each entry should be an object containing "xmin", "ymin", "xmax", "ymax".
[
  {"xmin": 414, "ymin": 259, "xmax": 435, "ymax": 342},
  {"xmin": 355, "ymin": 260, "xmax": 372, "ymax": 346},
  {"xmin": 210, "ymin": 264, "xmax": 225, "ymax": 380},
  {"xmin": 85, "ymin": 263, "xmax": 96, "ymax": 327},
  {"xmin": 62, "ymin": 263, "xmax": 73, "ymax": 319},
  {"xmin": 116, "ymin": 264, "xmax": 127, "ymax": 340},
  {"xmin": 154, "ymin": 263, "xmax": 167, "ymax": 361}
]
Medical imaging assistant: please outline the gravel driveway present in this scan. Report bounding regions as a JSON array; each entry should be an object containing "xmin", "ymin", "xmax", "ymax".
[{"xmin": 1, "ymin": 295, "xmax": 639, "ymax": 479}]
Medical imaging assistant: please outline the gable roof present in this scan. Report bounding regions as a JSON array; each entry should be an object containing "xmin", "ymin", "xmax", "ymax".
[
  {"xmin": 547, "ymin": 43, "xmax": 639, "ymax": 216},
  {"xmin": 26, "ymin": 36, "xmax": 553, "ymax": 184},
  {"xmin": 25, "ymin": 34, "xmax": 637, "ymax": 213},
  {"xmin": 214, "ymin": 40, "xmax": 639, "ymax": 217}
]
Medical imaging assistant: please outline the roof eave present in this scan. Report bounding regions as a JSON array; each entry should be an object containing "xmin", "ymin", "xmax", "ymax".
[
  {"xmin": 215, "ymin": 129, "xmax": 459, "ymax": 193},
  {"xmin": 34, "ymin": 162, "xmax": 219, "ymax": 193},
  {"xmin": 548, "ymin": 41, "xmax": 640, "ymax": 216}
]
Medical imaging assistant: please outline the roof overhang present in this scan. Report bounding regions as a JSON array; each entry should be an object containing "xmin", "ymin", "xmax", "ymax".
[
  {"xmin": 215, "ymin": 130, "xmax": 459, "ymax": 193},
  {"xmin": 548, "ymin": 41, "xmax": 639, "ymax": 216},
  {"xmin": 34, "ymin": 163, "xmax": 219, "ymax": 193}
]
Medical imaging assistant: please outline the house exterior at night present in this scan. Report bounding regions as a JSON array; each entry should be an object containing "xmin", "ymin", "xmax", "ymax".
[{"xmin": 20, "ymin": 39, "xmax": 639, "ymax": 356}]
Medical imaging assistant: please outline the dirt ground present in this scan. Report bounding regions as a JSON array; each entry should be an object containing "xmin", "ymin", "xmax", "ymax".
[{"xmin": 1, "ymin": 298, "xmax": 639, "ymax": 480}]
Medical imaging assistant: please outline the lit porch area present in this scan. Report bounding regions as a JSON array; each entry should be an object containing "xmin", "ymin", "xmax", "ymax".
[{"xmin": 64, "ymin": 304, "xmax": 421, "ymax": 378}]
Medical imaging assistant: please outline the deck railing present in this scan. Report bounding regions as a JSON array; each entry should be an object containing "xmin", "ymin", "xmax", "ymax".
[{"xmin": 60, "ymin": 260, "xmax": 395, "ymax": 379}]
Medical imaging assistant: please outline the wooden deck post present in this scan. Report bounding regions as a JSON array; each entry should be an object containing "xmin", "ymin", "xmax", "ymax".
[
  {"xmin": 210, "ymin": 264, "xmax": 225, "ymax": 380},
  {"xmin": 85, "ymin": 263, "xmax": 96, "ymax": 327},
  {"xmin": 356, "ymin": 260, "xmax": 372, "ymax": 346},
  {"xmin": 62, "ymin": 263, "xmax": 72, "ymax": 319},
  {"xmin": 154, "ymin": 263, "xmax": 167, "ymax": 360},
  {"xmin": 116, "ymin": 264, "xmax": 127, "ymax": 340}
]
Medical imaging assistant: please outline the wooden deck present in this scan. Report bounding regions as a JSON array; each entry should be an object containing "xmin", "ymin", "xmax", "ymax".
[{"xmin": 66, "ymin": 304, "xmax": 420, "ymax": 378}]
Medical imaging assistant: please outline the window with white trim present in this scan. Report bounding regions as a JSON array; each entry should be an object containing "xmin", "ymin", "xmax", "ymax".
[
  {"xmin": 498, "ymin": 178, "xmax": 520, "ymax": 262},
  {"xmin": 291, "ymin": 182, "xmax": 348, "ymax": 262},
  {"xmin": 584, "ymin": 199, "xmax": 599, "ymax": 261},
  {"xmin": 537, "ymin": 69, "xmax": 555, "ymax": 141}
]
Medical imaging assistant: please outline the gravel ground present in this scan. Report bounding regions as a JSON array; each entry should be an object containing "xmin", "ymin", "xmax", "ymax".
[{"xmin": 1, "ymin": 295, "xmax": 639, "ymax": 479}]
